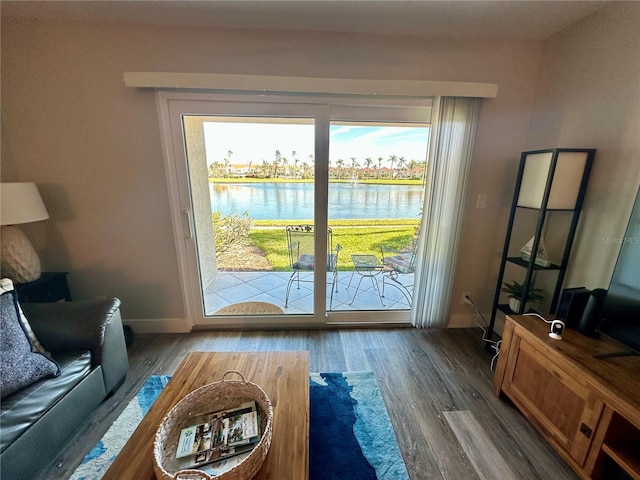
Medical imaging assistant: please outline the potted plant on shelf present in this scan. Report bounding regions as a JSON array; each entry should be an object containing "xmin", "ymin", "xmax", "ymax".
[{"xmin": 501, "ymin": 280, "xmax": 545, "ymax": 313}]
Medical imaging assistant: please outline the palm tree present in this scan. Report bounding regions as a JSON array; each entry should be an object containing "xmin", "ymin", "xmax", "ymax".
[
  {"xmin": 225, "ymin": 150, "xmax": 233, "ymax": 177},
  {"xmin": 377, "ymin": 157, "xmax": 384, "ymax": 179},
  {"xmin": 350, "ymin": 157, "xmax": 360, "ymax": 179},
  {"xmin": 364, "ymin": 157, "xmax": 373, "ymax": 178},
  {"xmin": 292, "ymin": 150, "xmax": 299, "ymax": 178},
  {"xmin": 282, "ymin": 157, "xmax": 289, "ymax": 178},
  {"xmin": 336, "ymin": 158, "xmax": 345, "ymax": 179},
  {"xmin": 408, "ymin": 159, "xmax": 418, "ymax": 179},
  {"xmin": 272, "ymin": 150, "xmax": 281, "ymax": 178},
  {"xmin": 388, "ymin": 155, "xmax": 398, "ymax": 179},
  {"xmin": 397, "ymin": 156, "xmax": 406, "ymax": 178},
  {"xmin": 419, "ymin": 160, "xmax": 428, "ymax": 180}
]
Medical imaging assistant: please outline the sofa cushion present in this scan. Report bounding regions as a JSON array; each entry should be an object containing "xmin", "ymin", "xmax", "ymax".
[
  {"xmin": 0, "ymin": 350, "xmax": 92, "ymax": 453},
  {"xmin": 0, "ymin": 288, "xmax": 59, "ymax": 399},
  {"xmin": 293, "ymin": 253, "xmax": 338, "ymax": 271}
]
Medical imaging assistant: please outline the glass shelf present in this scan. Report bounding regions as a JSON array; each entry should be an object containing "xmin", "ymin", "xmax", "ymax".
[
  {"xmin": 497, "ymin": 303, "xmax": 514, "ymax": 315},
  {"xmin": 506, "ymin": 256, "xmax": 561, "ymax": 270},
  {"xmin": 516, "ymin": 205, "xmax": 576, "ymax": 212},
  {"xmin": 497, "ymin": 304, "xmax": 540, "ymax": 316}
]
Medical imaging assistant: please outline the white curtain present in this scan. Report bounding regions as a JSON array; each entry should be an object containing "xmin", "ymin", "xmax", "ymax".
[{"xmin": 411, "ymin": 96, "xmax": 482, "ymax": 328}]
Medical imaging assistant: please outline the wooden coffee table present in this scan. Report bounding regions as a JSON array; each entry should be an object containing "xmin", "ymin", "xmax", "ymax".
[{"xmin": 102, "ymin": 351, "xmax": 309, "ymax": 479}]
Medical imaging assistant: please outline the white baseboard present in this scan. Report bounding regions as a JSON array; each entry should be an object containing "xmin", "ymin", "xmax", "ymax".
[
  {"xmin": 125, "ymin": 314, "xmax": 496, "ymax": 333},
  {"xmin": 448, "ymin": 313, "xmax": 504, "ymax": 343},
  {"xmin": 448, "ymin": 313, "xmax": 484, "ymax": 328},
  {"xmin": 124, "ymin": 317, "xmax": 192, "ymax": 334}
]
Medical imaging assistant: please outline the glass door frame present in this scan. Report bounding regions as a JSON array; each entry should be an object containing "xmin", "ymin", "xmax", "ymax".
[{"xmin": 156, "ymin": 91, "xmax": 430, "ymax": 328}]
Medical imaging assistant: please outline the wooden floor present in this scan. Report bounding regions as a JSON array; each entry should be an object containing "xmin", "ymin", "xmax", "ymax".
[{"xmin": 40, "ymin": 327, "xmax": 578, "ymax": 480}]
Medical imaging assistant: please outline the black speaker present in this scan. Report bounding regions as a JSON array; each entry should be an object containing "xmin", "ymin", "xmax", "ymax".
[
  {"xmin": 578, "ymin": 288, "xmax": 608, "ymax": 337},
  {"xmin": 556, "ymin": 287, "xmax": 591, "ymax": 328}
]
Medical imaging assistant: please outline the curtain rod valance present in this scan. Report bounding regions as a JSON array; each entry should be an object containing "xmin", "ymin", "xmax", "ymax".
[{"xmin": 123, "ymin": 72, "xmax": 498, "ymax": 98}]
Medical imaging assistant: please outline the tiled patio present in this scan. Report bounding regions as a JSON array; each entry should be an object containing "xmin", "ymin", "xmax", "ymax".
[{"xmin": 204, "ymin": 270, "xmax": 413, "ymax": 315}]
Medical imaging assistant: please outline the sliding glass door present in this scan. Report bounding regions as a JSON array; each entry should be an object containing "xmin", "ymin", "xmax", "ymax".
[
  {"xmin": 328, "ymin": 119, "xmax": 429, "ymax": 312},
  {"xmin": 158, "ymin": 92, "xmax": 431, "ymax": 327}
]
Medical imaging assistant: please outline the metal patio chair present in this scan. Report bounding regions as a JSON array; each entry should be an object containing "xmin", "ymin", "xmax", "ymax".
[
  {"xmin": 380, "ymin": 241, "xmax": 417, "ymax": 305},
  {"xmin": 285, "ymin": 225, "xmax": 342, "ymax": 309}
]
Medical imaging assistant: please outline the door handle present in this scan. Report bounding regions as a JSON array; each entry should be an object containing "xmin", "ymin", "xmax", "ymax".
[
  {"xmin": 182, "ymin": 209, "xmax": 194, "ymax": 239},
  {"xmin": 579, "ymin": 423, "xmax": 593, "ymax": 438}
]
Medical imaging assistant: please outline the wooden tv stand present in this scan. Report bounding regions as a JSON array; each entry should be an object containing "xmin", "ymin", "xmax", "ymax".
[{"xmin": 494, "ymin": 315, "xmax": 640, "ymax": 479}]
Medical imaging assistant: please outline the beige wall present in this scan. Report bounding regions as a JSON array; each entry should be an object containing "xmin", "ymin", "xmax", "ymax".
[
  {"xmin": 526, "ymin": 1, "xmax": 640, "ymax": 290},
  {"xmin": 2, "ymin": 17, "xmax": 544, "ymax": 324}
]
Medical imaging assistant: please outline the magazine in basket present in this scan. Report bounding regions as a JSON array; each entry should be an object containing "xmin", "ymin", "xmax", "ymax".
[{"xmin": 175, "ymin": 400, "xmax": 261, "ymax": 473}]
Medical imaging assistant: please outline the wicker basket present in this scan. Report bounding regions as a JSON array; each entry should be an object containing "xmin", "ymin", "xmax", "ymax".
[{"xmin": 153, "ymin": 370, "xmax": 273, "ymax": 480}]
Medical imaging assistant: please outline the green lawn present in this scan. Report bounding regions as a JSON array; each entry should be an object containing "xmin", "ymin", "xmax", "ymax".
[
  {"xmin": 254, "ymin": 218, "xmax": 418, "ymax": 227},
  {"xmin": 249, "ymin": 224, "xmax": 417, "ymax": 271}
]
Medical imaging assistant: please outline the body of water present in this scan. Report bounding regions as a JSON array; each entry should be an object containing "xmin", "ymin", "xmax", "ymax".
[{"xmin": 210, "ymin": 182, "xmax": 424, "ymax": 220}]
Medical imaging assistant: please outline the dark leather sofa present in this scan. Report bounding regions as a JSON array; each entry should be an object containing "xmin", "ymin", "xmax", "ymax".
[{"xmin": 0, "ymin": 298, "xmax": 129, "ymax": 479}]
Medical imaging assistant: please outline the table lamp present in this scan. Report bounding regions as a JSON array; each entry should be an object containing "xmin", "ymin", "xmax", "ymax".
[{"xmin": 1, "ymin": 182, "xmax": 50, "ymax": 283}]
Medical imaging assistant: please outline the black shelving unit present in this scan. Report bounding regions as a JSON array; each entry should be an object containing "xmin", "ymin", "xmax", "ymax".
[{"xmin": 486, "ymin": 148, "xmax": 596, "ymax": 341}]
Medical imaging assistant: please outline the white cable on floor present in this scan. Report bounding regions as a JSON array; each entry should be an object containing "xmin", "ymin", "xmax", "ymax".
[{"xmin": 464, "ymin": 294, "xmax": 502, "ymax": 370}]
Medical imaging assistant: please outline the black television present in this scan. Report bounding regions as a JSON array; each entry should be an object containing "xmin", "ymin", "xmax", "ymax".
[{"xmin": 596, "ymin": 186, "xmax": 640, "ymax": 355}]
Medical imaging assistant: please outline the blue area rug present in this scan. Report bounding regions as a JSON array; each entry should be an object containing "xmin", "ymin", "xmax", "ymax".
[{"xmin": 71, "ymin": 372, "xmax": 408, "ymax": 480}]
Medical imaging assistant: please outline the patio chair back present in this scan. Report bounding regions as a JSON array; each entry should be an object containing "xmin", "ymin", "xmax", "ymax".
[
  {"xmin": 285, "ymin": 224, "xmax": 341, "ymax": 309},
  {"xmin": 286, "ymin": 225, "xmax": 338, "ymax": 271},
  {"xmin": 380, "ymin": 238, "xmax": 418, "ymax": 304}
]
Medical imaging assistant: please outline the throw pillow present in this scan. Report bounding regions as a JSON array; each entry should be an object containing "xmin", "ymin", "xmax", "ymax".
[
  {"xmin": 0, "ymin": 278, "xmax": 48, "ymax": 355},
  {"xmin": 0, "ymin": 287, "xmax": 60, "ymax": 398}
]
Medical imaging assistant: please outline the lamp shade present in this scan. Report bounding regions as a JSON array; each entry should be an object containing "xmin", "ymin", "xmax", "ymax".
[
  {"xmin": 1, "ymin": 182, "xmax": 50, "ymax": 225},
  {"xmin": 517, "ymin": 151, "xmax": 590, "ymax": 210}
]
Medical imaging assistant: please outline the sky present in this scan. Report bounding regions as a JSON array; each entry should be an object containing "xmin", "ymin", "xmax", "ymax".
[{"xmin": 203, "ymin": 121, "xmax": 430, "ymax": 168}]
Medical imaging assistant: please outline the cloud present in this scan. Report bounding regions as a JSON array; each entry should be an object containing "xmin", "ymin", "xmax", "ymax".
[
  {"xmin": 203, "ymin": 121, "xmax": 429, "ymax": 167},
  {"xmin": 330, "ymin": 126, "xmax": 429, "ymax": 165}
]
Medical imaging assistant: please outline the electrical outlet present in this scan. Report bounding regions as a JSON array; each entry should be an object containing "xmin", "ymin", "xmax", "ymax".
[{"xmin": 462, "ymin": 292, "xmax": 472, "ymax": 304}]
